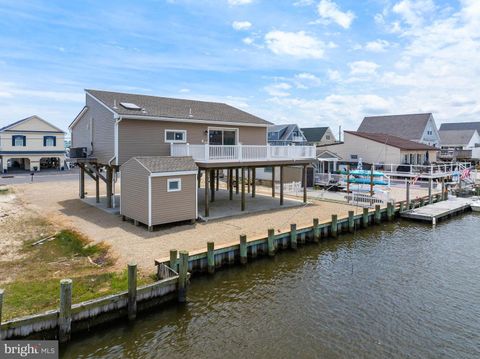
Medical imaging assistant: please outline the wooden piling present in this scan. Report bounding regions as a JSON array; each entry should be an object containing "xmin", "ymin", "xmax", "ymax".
[
  {"xmin": 240, "ymin": 235, "xmax": 247, "ymax": 264},
  {"xmin": 303, "ymin": 164, "xmax": 308, "ymax": 203},
  {"xmin": 331, "ymin": 214, "xmax": 338, "ymax": 238},
  {"xmin": 204, "ymin": 168, "xmax": 209, "ymax": 217},
  {"xmin": 348, "ymin": 211, "xmax": 355, "ymax": 232},
  {"xmin": 95, "ymin": 173, "xmax": 100, "ymax": 204},
  {"xmin": 375, "ymin": 205, "xmax": 381, "ymax": 224},
  {"xmin": 128, "ymin": 263, "xmax": 137, "ymax": 321},
  {"xmin": 271, "ymin": 166, "xmax": 275, "ymax": 197},
  {"xmin": 280, "ymin": 166, "xmax": 284, "ymax": 206},
  {"xmin": 300, "ymin": 232, "xmax": 306, "ymax": 244},
  {"xmin": 106, "ymin": 166, "xmax": 113, "ymax": 209},
  {"xmin": 235, "ymin": 168, "xmax": 239, "ymax": 194},
  {"xmin": 399, "ymin": 201, "xmax": 404, "ymax": 213},
  {"xmin": 252, "ymin": 168, "xmax": 256, "ymax": 198},
  {"xmin": 207, "ymin": 242, "xmax": 215, "ymax": 274},
  {"xmin": 241, "ymin": 167, "xmax": 246, "ymax": 211},
  {"xmin": 178, "ymin": 251, "xmax": 189, "ymax": 303},
  {"xmin": 362, "ymin": 207, "xmax": 369, "ymax": 228},
  {"xmin": 428, "ymin": 178, "xmax": 433, "ymax": 204},
  {"xmin": 290, "ymin": 224, "xmax": 297, "ymax": 249},
  {"xmin": 247, "ymin": 168, "xmax": 251, "ymax": 193},
  {"xmin": 313, "ymin": 218, "xmax": 320, "ymax": 242},
  {"xmin": 169, "ymin": 249, "xmax": 178, "ymax": 272},
  {"xmin": 267, "ymin": 228, "xmax": 275, "ymax": 256},
  {"xmin": 229, "ymin": 168, "xmax": 233, "ymax": 200},
  {"xmin": 387, "ymin": 202, "xmax": 393, "ymax": 221},
  {"xmin": 79, "ymin": 166, "xmax": 85, "ymax": 199},
  {"xmin": 59, "ymin": 279, "xmax": 72, "ymax": 343}
]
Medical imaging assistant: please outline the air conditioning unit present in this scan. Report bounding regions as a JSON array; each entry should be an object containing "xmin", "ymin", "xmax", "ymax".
[{"xmin": 69, "ymin": 147, "xmax": 87, "ymax": 158}]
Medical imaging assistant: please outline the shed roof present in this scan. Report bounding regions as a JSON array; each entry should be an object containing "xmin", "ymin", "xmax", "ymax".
[
  {"xmin": 345, "ymin": 131, "xmax": 437, "ymax": 150},
  {"xmin": 439, "ymin": 129, "xmax": 478, "ymax": 146},
  {"xmin": 131, "ymin": 156, "xmax": 197, "ymax": 173},
  {"xmin": 86, "ymin": 89, "xmax": 271, "ymax": 126},
  {"xmin": 301, "ymin": 127, "xmax": 330, "ymax": 142},
  {"xmin": 357, "ymin": 113, "xmax": 432, "ymax": 140},
  {"xmin": 439, "ymin": 121, "xmax": 480, "ymax": 133}
]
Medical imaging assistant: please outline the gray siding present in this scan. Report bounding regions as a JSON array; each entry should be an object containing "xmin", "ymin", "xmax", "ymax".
[
  {"xmin": 118, "ymin": 119, "xmax": 267, "ymax": 165},
  {"xmin": 120, "ymin": 159, "xmax": 149, "ymax": 225},
  {"xmin": 71, "ymin": 108, "xmax": 92, "ymax": 154},
  {"xmin": 151, "ymin": 174, "xmax": 196, "ymax": 225}
]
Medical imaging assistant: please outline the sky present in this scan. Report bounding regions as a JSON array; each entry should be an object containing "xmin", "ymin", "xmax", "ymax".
[{"xmin": 0, "ymin": 0, "xmax": 479, "ymax": 133}]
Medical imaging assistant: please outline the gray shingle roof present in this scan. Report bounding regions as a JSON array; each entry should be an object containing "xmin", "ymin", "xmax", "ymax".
[
  {"xmin": 86, "ymin": 89, "xmax": 271, "ymax": 126},
  {"xmin": 439, "ymin": 121, "xmax": 480, "ymax": 133},
  {"xmin": 357, "ymin": 113, "xmax": 432, "ymax": 140},
  {"xmin": 439, "ymin": 129, "xmax": 478, "ymax": 146},
  {"xmin": 268, "ymin": 124, "xmax": 298, "ymax": 141},
  {"xmin": 346, "ymin": 131, "xmax": 437, "ymax": 150},
  {"xmin": 301, "ymin": 127, "xmax": 330, "ymax": 142},
  {"xmin": 133, "ymin": 156, "xmax": 197, "ymax": 173}
]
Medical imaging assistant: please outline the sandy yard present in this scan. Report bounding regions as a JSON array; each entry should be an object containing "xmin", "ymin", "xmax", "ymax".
[{"xmin": 3, "ymin": 177, "xmax": 432, "ymax": 273}]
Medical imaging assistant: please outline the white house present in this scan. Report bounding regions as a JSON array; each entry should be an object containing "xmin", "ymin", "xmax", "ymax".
[{"xmin": 439, "ymin": 129, "xmax": 480, "ymax": 161}]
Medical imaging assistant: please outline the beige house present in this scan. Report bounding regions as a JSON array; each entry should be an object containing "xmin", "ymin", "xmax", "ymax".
[
  {"xmin": 301, "ymin": 127, "xmax": 337, "ymax": 146},
  {"xmin": 0, "ymin": 115, "xmax": 65, "ymax": 172},
  {"xmin": 322, "ymin": 131, "xmax": 437, "ymax": 167},
  {"xmin": 69, "ymin": 90, "xmax": 316, "ymax": 224}
]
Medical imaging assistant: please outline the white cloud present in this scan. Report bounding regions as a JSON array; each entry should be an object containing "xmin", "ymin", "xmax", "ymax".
[
  {"xmin": 242, "ymin": 37, "xmax": 254, "ymax": 45},
  {"xmin": 293, "ymin": 0, "xmax": 315, "ymax": 6},
  {"xmin": 232, "ymin": 21, "xmax": 252, "ymax": 31},
  {"xmin": 264, "ymin": 82, "xmax": 292, "ymax": 97},
  {"xmin": 179, "ymin": 88, "xmax": 190, "ymax": 93},
  {"xmin": 392, "ymin": 0, "xmax": 435, "ymax": 28},
  {"xmin": 264, "ymin": 31, "xmax": 325, "ymax": 59},
  {"xmin": 364, "ymin": 39, "xmax": 391, "ymax": 52},
  {"xmin": 349, "ymin": 61, "xmax": 380, "ymax": 75},
  {"xmin": 327, "ymin": 69, "xmax": 341, "ymax": 81},
  {"xmin": 294, "ymin": 72, "xmax": 322, "ymax": 88},
  {"xmin": 317, "ymin": 0, "xmax": 355, "ymax": 29},
  {"xmin": 228, "ymin": 0, "xmax": 252, "ymax": 5}
]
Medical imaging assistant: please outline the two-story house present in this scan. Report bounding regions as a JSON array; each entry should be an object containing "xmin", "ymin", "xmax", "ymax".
[
  {"xmin": 357, "ymin": 113, "xmax": 441, "ymax": 147},
  {"xmin": 69, "ymin": 90, "xmax": 315, "ymax": 228},
  {"xmin": 267, "ymin": 124, "xmax": 307, "ymax": 146},
  {"xmin": 301, "ymin": 127, "xmax": 337, "ymax": 146},
  {"xmin": 439, "ymin": 129, "xmax": 480, "ymax": 161},
  {"xmin": 0, "ymin": 115, "xmax": 66, "ymax": 173}
]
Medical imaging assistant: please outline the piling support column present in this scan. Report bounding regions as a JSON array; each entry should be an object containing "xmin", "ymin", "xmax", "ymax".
[
  {"xmin": 95, "ymin": 171, "xmax": 100, "ymax": 204},
  {"xmin": 313, "ymin": 218, "xmax": 320, "ymax": 242},
  {"xmin": 207, "ymin": 242, "xmax": 215, "ymax": 274},
  {"xmin": 399, "ymin": 201, "xmax": 404, "ymax": 213},
  {"xmin": 59, "ymin": 279, "xmax": 72, "ymax": 343},
  {"xmin": 240, "ymin": 235, "xmax": 247, "ymax": 264},
  {"xmin": 331, "ymin": 215, "xmax": 338, "ymax": 238},
  {"xmin": 79, "ymin": 165, "xmax": 85, "ymax": 199},
  {"xmin": 247, "ymin": 168, "xmax": 251, "ymax": 194},
  {"xmin": 387, "ymin": 202, "xmax": 393, "ymax": 221},
  {"xmin": 290, "ymin": 224, "xmax": 297, "ymax": 249},
  {"xmin": 197, "ymin": 168, "xmax": 201, "ymax": 188},
  {"xmin": 178, "ymin": 251, "xmax": 189, "ymax": 303},
  {"xmin": 428, "ymin": 178, "xmax": 433, "ymax": 204},
  {"xmin": 241, "ymin": 167, "xmax": 246, "ymax": 211},
  {"xmin": 280, "ymin": 166, "xmax": 284, "ymax": 206},
  {"xmin": 106, "ymin": 166, "xmax": 113, "ymax": 209},
  {"xmin": 236, "ymin": 168, "xmax": 239, "ymax": 194},
  {"xmin": 229, "ymin": 168, "xmax": 233, "ymax": 200},
  {"xmin": 375, "ymin": 205, "xmax": 381, "ymax": 224},
  {"xmin": 210, "ymin": 169, "xmax": 215, "ymax": 202},
  {"xmin": 252, "ymin": 168, "xmax": 256, "ymax": 198},
  {"xmin": 271, "ymin": 166, "xmax": 275, "ymax": 197},
  {"xmin": 303, "ymin": 164, "xmax": 308, "ymax": 203},
  {"xmin": 406, "ymin": 180, "xmax": 410, "ymax": 209},
  {"xmin": 362, "ymin": 207, "xmax": 369, "ymax": 228},
  {"xmin": 128, "ymin": 263, "xmax": 137, "ymax": 321},
  {"xmin": 216, "ymin": 170, "xmax": 219, "ymax": 191},
  {"xmin": 204, "ymin": 169, "xmax": 209, "ymax": 217},
  {"xmin": 267, "ymin": 228, "xmax": 275, "ymax": 256},
  {"xmin": 169, "ymin": 249, "xmax": 178, "ymax": 273},
  {"xmin": 348, "ymin": 211, "xmax": 355, "ymax": 232}
]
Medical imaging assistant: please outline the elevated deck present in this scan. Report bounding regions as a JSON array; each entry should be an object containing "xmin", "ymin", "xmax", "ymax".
[{"xmin": 401, "ymin": 197, "xmax": 474, "ymax": 224}]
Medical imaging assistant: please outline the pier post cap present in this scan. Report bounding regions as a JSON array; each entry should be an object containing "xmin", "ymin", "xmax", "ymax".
[
  {"xmin": 179, "ymin": 250, "xmax": 189, "ymax": 256},
  {"xmin": 0, "ymin": 288, "xmax": 4, "ymax": 294},
  {"xmin": 332, "ymin": 214, "xmax": 338, "ymax": 219},
  {"xmin": 268, "ymin": 228, "xmax": 275, "ymax": 235},
  {"xmin": 290, "ymin": 223, "xmax": 296, "ymax": 228},
  {"xmin": 128, "ymin": 262, "xmax": 137, "ymax": 267},
  {"xmin": 348, "ymin": 210, "xmax": 354, "ymax": 215},
  {"xmin": 60, "ymin": 279, "xmax": 72, "ymax": 285},
  {"xmin": 169, "ymin": 249, "xmax": 178, "ymax": 253},
  {"xmin": 313, "ymin": 218, "xmax": 319, "ymax": 224}
]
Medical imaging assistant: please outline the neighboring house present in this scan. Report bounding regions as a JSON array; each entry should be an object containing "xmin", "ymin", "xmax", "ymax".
[
  {"xmin": 301, "ymin": 127, "xmax": 337, "ymax": 145},
  {"xmin": 0, "ymin": 115, "xmax": 66, "ymax": 173},
  {"xmin": 69, "ymin": 90, "xmax": 315, "ymax": 223},
  {"xmin": 357, "ymin": 113, "xmax": 441, "ymax": 147},
  {"xmin": 439, "ymin": 129, "xmax": 480, "ymax": 161},
  {"xmin": 439, "ymin": 121, "xmax": 480, "ymax": 133},
  {"xmin": 267, "ymin": 124, "xmax": 307, "ymax": 146},
  {"xmin": 322, "ymin": 131, "xmax": 437, "ymax": 167}
]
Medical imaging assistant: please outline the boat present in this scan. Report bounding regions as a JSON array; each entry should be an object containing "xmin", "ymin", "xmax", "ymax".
[{"xmin": 471, "ymin": 202, "xmax": 480, "ymax": 212}]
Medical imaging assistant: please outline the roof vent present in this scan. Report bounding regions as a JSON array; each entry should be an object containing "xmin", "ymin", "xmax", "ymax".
[
  {"xmin": 120, "ymin": 102, "xmax": 142, "ymax": 110},
  {"xmin": 113, "ymin": 100, "xmax": 118, "ymax": 110},
  {"xmin": 188, "ymin": 108, "xmax": 193, "ymax": 118}
]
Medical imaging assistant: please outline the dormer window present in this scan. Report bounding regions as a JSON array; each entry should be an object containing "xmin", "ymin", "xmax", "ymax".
[{"xmin": 12, "ymin": 135, "xmax": 26, "ymax": 146}]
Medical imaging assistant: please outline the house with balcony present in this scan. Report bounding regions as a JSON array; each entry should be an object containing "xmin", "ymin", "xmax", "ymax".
[
  {"xmin": 438, "ymin": 128, "xmax": 480, "ymax": 162},
  {"xmin": 69, "ymin": 90, "xmax": 315, "ymax": 226},
  {"xmin": 0, "ymin": 115, "xmax": 66, "ymax": 173}
]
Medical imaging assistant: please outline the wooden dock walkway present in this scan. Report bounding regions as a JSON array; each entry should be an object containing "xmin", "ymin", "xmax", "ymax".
[{"xmin": 401, "ymin": 197, "xmax": 473, "ymax": 224}]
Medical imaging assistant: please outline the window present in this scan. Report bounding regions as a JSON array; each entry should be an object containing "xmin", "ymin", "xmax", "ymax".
[
  {"xmin": 12, "ymin": 135, "xmax": 26, "ymax": 147},
  {"xmin": 44, "ymin": 136, "xmax": 56, "ymax": 147},
  {"xmin": 167, "ymin": 178, "xmax": 182, "ymax": 192},
  {"xmin": 165, "ymin": 130, "xmax": 186, "ymax": 143},
  {"xmin": 326, "ymin": 135, "xmax": 331, "ymax": 140},
  {"xmin": 208, "ymin": 128, "xmax": 237, "ymax": 145},
  {"xmin": 350, "ymin": 154, "xmax": 358, "ymax": 160},
  {"xmin": 264, "ymin": 167, "xmax": 272, "ymax": 173},
  {"xmin": 404, "ymin": 154, "xmax": 408, "ymax": 164}
]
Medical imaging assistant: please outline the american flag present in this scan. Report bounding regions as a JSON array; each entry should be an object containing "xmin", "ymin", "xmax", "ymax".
[
  {"xmin": 412, "ymin": 175, "xmax": 420, "ymax": 185},
  {"xmin": 461, "ymin": 168, "xmax": 471, "ymax": 180}
]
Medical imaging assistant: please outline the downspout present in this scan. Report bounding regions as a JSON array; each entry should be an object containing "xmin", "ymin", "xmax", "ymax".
[{"xmin": 108, "ymin": 116, "xmax": 122, "ymax": 208}]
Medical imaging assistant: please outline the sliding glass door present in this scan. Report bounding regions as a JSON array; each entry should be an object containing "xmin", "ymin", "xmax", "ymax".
[{"xmin": 208, "ymin": 128, "xmax": 237, "ymax": 145}]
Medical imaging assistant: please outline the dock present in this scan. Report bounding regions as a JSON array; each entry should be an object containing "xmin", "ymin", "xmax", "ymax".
[{"xmin": 401, "ymin": 197, "xmax": 473, "ymax": 224}]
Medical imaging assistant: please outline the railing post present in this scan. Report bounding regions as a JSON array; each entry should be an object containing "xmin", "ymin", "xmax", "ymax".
[
  {"xmin": 59, "ymin": 279, "xmax": 72, "ymax": 343},
  {"xmin": 207, "ymin": 242, "xmax": 215, "ymax": 274},
  {"xmin": 290, "ymin": 224, "xmax": 297, "ymax": 249},
  {"xmin": 240, "ymin": 235, "xmax": 247, "ymax": 264},
  {"xmin": 128, "ymin": 263, "xmax": 137, "ymax": 321},
  {"xmin": 267, "ymin": 228, "xmax": 275, "ymax": 256},
  {"xmin": 204, "ymin": 143, "xmax": 209, "ymax": 161},
  {"xmin": 238, "ymin": 144, "xmax": 243, "ymax": 161},
  {"xmin": 178, "ymin": 251, "xmax": 189, "ymax": 303},
  {"xmin": 186, "ymin": 143, "xmax": 190, "ymax": 156}
]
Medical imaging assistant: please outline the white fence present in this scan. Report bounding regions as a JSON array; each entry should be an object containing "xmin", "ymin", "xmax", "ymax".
[
  {"xmin": 171, "ymin": 143, "xmax": 316, "ymax": 162},
  {"xmin": 275, "ymin": 181, "xmax": 303, "ymax": 195}
]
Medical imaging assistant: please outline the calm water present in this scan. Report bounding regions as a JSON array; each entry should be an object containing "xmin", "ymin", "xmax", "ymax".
[{"xmin": 63, "ymin": 214, "xmax": 480, "ymax": 358}]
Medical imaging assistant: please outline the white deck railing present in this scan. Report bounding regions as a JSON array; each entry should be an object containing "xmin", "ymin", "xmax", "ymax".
[
  {"xmin": 373, "ymin": 162, "xmax": 473, "ymax": 176},
  {"xmin": 171, "ymin": 143, "xmax": 316, "ymax": 162}
]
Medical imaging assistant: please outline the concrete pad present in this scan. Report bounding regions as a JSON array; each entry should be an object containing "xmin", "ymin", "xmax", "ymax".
[
  {"xmin": 81, "ymin": 195, "xmax": 121, "ymax": 215},
  {"xmin": 198, "ymin": 188, "xmax": 304, "ymax": 220}
]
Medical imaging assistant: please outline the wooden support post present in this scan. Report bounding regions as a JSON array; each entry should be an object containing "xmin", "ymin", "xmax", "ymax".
[
  {"xmin": 95, "ymin": 170, "xmax": 100, "ymax": 204},
  {"xmin": 106, "ymin": 166, "xmax": 113, "ymax": 209},
  {"xmin": 235, "ymin": 168, "xmax": 239, "ymax": 194},
  {"xmin": 216, "ymin": 170, "xmax": 219, "ymax": 191},
  {"xmin": 280, "ymin": 166, "xmax": 284, "ymax": 206},
  {"xmin": 428, "ymin": 178, "xmax": 433, "ymax": 204},
  {"xmin": 346, "ymin": 165, "xmax": 351, "ymax": 203},
  {"xmin": 128, "ymin": 263, "xmax": 137, "ymax": 321},
  {"xmin": 387, "ymin": 202, "xmax": 393, "ymax": 221},
  {"xmin": 229, "ymin": 168, "xmax": 233, "ymax": 200},
  {"xmin": 247, "ymin": 168, "xmax": 251, "ymax": 193},
  {"xmin": 375, "ymin": 205, "xmax": 381, "ymax": 224},
  {"xmin": 59, "ymin": 279, "xmax": 72, "ymax": 343},
  {"xmin": 210, "ymin": 169, "xmax": 215, "ymax": 202},
  {"xmin": 204, "ymin": 169, "xmax": 209, "ymax": 217},
  {"xmin": 313, "ymin": 218, "xmax": 320, "ymax": 242},
  {"xmin": 207, "ymin": 242, "xmax": 215, "ymax": 274},
  {"xmin": 348, "ymin": 210, "xmax": 355, "ymax": 232},
  {"xmin": 303, "ymin": 164, "xmax": 307, "ymax": 203},
  {"xmin": 362, "ymin": 207, "xmax": 369, "ymax": 228},
  {"xmin": 169, "ymin": 249, "xmax": 178, "ymax": 272},
  {"xmin": 178, "ymin": 251, "xmax": 189, "ymax": 303},
  {"xmin": 197, "ymin": 169, "xmax": 201, "ymax": 188},
  {"xmin": 271, "ymin": 166, "xmax": 275, "ymax": 197},
  {"xmin": 241, "ymin": 167, "xmax": 246, "ymax": 211},
  {"xmin": 441, "ymin": 178, "xmax": 446, "ymax": 200},
  {"xmin": 290, "ymin": 224, "xmax": 297, "ymax": 249},
  {"xmin": 240, "ymin": 235, "xmax": 247, "ymax": 264},
  {"xmin": 399, "ymin": 201, "xmax": 404, "ymax": 213},
  {"xmin": 267, "ymin": 228, "xmax": 275, "ymax": 256},
  {"xmin": 252, "ymin": 168, "xmax": 256, "ymax": 198},
  {"xmin": 79, "ymin": 165, "xmax": 85, "ymax": 199},
  {"xmin": 331, "ymin": 215, "xmax": 338, "ymax": 238},
  {"xmin": 406, "ymin": 180, "xmax": 410, "ymax": 209}
]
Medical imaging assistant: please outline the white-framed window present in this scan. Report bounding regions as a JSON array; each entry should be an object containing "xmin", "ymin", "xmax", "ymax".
[
  {"xmin": 165, "ymin": 130, "xmax": 187, "ymax": 143},
  {"xmin": 167, "ymin": 178, "xmax": 182, "ymax": 192}
]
